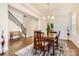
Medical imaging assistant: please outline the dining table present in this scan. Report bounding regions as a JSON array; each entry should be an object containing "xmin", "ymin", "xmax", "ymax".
[
  {"xmin": 34, "ymin": 31, "xmax": 58, "ymax": 55},
  {"xmin": 44, "ymin": 34, "xmax": 57, "ymax": 55}
]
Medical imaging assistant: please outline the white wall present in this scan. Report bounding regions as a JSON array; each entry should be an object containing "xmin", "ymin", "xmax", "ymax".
[
  {"xmin": 8, "ymin": 6, "xmax": 24, "ymax": 32},
  {"xmin": 39, "ymin": 14, "xmax": 70, "ymax": 39},
  {"xmin": 53, "ymin": 14, "xmax": 70, "ymax": 39},
  {"xmin": 0, "ymin": 4, "xmax": 8, "ymax": 53},
  {"xmin": 8, "ymin": 19, "xmax": 21, "ymax": 31},
  {"xmin": 70, "ymin": 6, "xmax": 79, "ymax": 48},
  {"xmin": 23, "ymin": 17, "xmax": 38, "ymax": 37},
  {"xmin": 40, "ymin": 18, "xmax": 47, "ymax": 36}
]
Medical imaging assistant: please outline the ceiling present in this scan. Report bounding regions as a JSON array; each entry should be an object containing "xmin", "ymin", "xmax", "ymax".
[{"xmin": 29, "ymin": 3, "xmax": 77, "ymax": 16}]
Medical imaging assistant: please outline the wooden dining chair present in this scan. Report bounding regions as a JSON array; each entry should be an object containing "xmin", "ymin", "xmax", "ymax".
[
  {"xmin": 50, "ymin": 31, "xmax": 58, "ymax": 48},
  {"xmin": 55, "ymin": 31, "xmax": 60, "ymax": 49},
  {"xmin": 34, "ymin": 31, "xmax": 47, "ymax": 52}
]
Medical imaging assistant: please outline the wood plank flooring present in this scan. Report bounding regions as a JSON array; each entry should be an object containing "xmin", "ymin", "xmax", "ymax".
[{"xmin": 4, "ymin": 37, "xmax": 79, "ymax": 56}]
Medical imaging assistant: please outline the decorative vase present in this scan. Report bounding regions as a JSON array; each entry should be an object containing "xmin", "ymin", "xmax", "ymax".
[{"xmin": 0, "ymin": 30, "xmax": 5, "ymax": 56}]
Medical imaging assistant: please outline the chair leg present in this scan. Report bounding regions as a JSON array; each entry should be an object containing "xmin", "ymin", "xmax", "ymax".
[{"xmin": 34, "ymin": 49, "xmax": 37, "ymax": 54}]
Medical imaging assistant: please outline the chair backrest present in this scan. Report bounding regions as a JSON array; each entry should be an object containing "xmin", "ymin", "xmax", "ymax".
[
  {"xmin": 53, "ymin": 30, "xmax": 60, "ymax": 47},
  {"xmin": 50, "ymin": 31, "xmax": 60, "ymax": 48},
  {"xmin": 50, "ymin": 31, "xmax": 57, "ymax": 38},
  {"xmin": 34, "ymin": 31, "xmax": 45, "ymax": 49}
]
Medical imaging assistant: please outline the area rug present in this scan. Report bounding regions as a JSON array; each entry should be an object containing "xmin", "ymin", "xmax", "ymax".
[{"xmin": 15, "ymin": 40, "xmax": 67, "ymax": 56}]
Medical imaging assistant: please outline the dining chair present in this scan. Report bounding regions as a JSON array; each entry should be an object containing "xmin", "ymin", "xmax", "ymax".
[
  {"xmin": 50, "ymin": 31, "xmax": 58, "ymax": 49},
  {"xmin": 55, "ymin": 31, "xmax": 60, "ymax": 49},
  {"xmin": 34, "ymin": 31, "xmax": 47, "ymax": 52}
]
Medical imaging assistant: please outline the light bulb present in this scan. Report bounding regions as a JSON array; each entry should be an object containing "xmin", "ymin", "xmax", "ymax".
[
  {"xmin": 51, "ymin": 16, "xmax": 55, "ymax": 19},
  {"xmin": 43, "ymin": 17, "xmax": 46, "ymax": 19},
  {"xmin": 47, "ymin": 16, "xmax": 50, "ymax": 18}
]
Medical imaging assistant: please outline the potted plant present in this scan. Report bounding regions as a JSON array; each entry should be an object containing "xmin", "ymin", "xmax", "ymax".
[
  {"xmin": 47, "ymin": 23, "xmax": 51, "ymax": 36},
  {"xmin": 50, "ymin": 23, "xmax": 54, "ymax": 31}
]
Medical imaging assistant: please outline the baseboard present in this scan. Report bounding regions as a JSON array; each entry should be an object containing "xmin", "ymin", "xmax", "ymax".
[
  {"xmin": 26, "ymin": 35, "xmax": 31, "ymax": 38},
  {"xmin": 59, "ymin": 38, "xmax": 67, "ymax": 40}
]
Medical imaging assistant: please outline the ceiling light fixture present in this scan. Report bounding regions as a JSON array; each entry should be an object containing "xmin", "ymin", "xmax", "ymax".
[{"xmin": 43, "ymin": 3, "xmax": 55, "ymax": 21}]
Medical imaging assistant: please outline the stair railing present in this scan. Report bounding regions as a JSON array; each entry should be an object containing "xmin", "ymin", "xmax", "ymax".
[{"xmin": 8, "ymin": 11, "xmax": 26, "ymax": 39}]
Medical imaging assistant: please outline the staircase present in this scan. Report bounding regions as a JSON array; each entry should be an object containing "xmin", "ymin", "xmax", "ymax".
[{"xmin": 8, "ymin": 11, "xmax": 26, "ymax": 39}]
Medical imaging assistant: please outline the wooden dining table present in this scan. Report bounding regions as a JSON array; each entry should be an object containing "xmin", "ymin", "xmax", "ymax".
[
  {"xmin": 34, "ymin": 31, "xmax": 58, "ymax": 55},
  {"xmin": 44, "ymin": 36, "xmax": 56, "ymax": 55}
]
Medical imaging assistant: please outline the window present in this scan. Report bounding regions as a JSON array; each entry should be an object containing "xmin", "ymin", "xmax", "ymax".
[{"xmin": 72, "ymin": 12, "xmax": 76, "ymax": 35}]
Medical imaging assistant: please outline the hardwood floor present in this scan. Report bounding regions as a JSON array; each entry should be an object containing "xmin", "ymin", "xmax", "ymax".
[
  {"xmin": 4, "ymin": 37, "xmax": 79, "ymax": 56},
  {"xmin": 64, "ymin": 40, "xmax": 79, "ymax": 56},
  {"xmin": 5, "ymin": 37, "xmax": 33, "ymax": 56}
]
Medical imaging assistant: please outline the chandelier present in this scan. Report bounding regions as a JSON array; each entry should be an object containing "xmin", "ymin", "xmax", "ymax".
[{"xmin": 43, "ymin": 3, "xmax": 55, "ymax": 21}]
